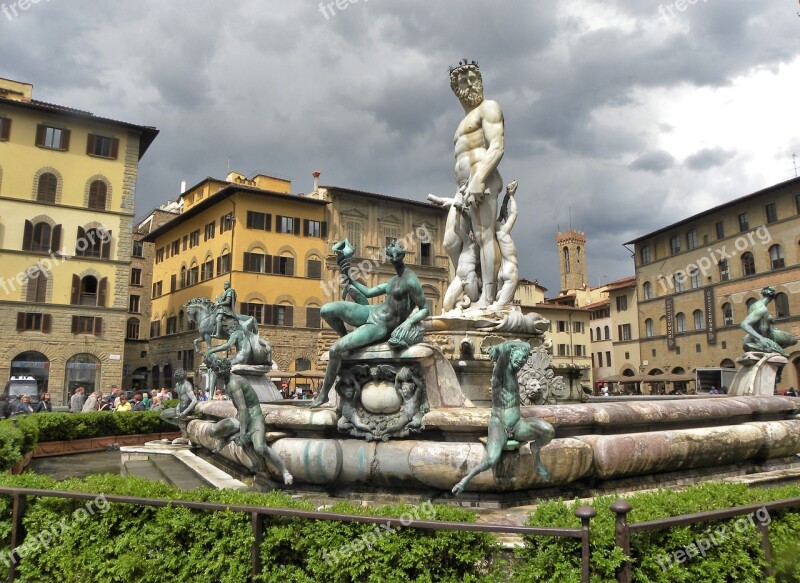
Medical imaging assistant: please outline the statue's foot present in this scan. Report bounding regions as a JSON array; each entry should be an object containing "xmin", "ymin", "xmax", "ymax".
[
  {"xmin": 309, "ymin": 394, "xmax": 329, "ymax": 408},
  {"xmin": 535, "ymin": 460, "xmax": 550, "ymax": 482},
  {"xmin": 451, "ymin": 480, "xmax": 466, "ymax": 496},
  {"xmin": 282, "ymin": 471, "xmax": 294, "ymax": 486}
]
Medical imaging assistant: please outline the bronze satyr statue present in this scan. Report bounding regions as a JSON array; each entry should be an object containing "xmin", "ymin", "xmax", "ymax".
[
  {"xmin": 741, "ymin": 286, "xmax": 798, "ymax": 357},
  {"xmin": 452, "ymin": 340, "xmax": 554, "ymax": 496},
  {"xmin": 208, "ymin": 357, "xmax": 293, "ymax": 485}
]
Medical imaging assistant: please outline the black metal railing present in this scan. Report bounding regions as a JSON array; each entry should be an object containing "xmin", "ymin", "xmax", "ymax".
[
  {"xmin": 0, "ymin": 487, "xmax": 596, "ymax": 583},
  {"xmin": 610, "ymin": 495, "xmax": 800, "ymax": 582}
]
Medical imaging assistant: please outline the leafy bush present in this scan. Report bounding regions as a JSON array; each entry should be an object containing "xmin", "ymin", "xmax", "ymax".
[
  {"xmin": 515, "ymin": 481, "xmax": 800, "ymax": 582},
  {"xmin": 0, "ymin": 474, "xmax": 499, "ymax": 582},
  {"xmin": 0, "ymin": 412, "xmax": 175, "ymax": 472}
]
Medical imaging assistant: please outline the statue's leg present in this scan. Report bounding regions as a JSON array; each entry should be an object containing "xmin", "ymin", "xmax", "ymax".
[
  {"xmin": 251, "ymin": 419, "xmax": 292, "ymax": 485},
  {"xmin": 514, "ymin": 418, "xmax": 554, "ymax": 481},
  {"xmin": 310, "ymin": 302, "xmax": 376, "ymax": 407},
  {"xmin": 773, "ymin": 329, "xmax": 799, "ymax": 349},
  {"xmin": 471, "ymin": 183, "xmax": 500, "ymax": 307},
  {"xmin": 452, "ymin": 416, "xmax": 506, "ymax": 495}
]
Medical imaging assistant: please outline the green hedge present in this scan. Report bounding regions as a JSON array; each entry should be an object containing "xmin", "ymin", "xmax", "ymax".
[
  {"xmin": 0, "ymin": 412, "xmax": 176, "ymax": 473},
  {"xmin": 515, "ymin": 481, "xmax": 800, "ymax": 582},
  {"xmin": 0, "ymin": 473, "xmax": 499, "ymax": 582}
]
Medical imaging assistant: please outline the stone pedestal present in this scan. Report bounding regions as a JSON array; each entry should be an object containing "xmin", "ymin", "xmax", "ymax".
[
  {"xmin": 729, "ymin": 352, "xmax": 788, "ymax": 396},
  {"xmin": 322, "ymin": 342, "xmax": 470, "ymax": 408},
  {"xmin": 232, "ymin": 364, "xmax": 283, "ymax": 402}
]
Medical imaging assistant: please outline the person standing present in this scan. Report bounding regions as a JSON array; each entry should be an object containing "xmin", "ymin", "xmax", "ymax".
[
  {"xmin": 69, "ymin": 387, "xmax": 86, "ymax": 413},
  {"xmin": 131, "ymin": 393, "xmax": 146, "ymax": 411},
  {"xmin": 14, "ymin": 395, "xmax": 35, "ymax": 416},
  {"xmin": 0, "ymin": 395, "xmax": 10, "ymax": 419},
  {"xmin": 82, "ymin": 391, "xmax": 101, "ymax": 412},
  {"xmin": 115, "ymin": 395, "xmax": 132, "ymax": 412},
  {"xmin": 34, "ymin": 392, "xmax": 52, "ymax": 413}
]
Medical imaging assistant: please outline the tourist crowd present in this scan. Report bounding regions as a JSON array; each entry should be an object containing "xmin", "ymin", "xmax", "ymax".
[{"xmin": 0, "ymin": 384, "xmax": 216, "ymax": 418}]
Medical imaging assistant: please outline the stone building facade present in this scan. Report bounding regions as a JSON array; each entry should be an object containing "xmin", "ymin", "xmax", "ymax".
[
  {"xmin": 627, "ymin": 176, "xmax": 800, "ymax": 390},
  {"xmin": 310, "ymin": 181, "xmax": 449, "ymax": 315},
  {"xmin": 144, "ymin": 173, "xmax": 330, "ymax": 389},
  {"xmin": 122, "ymin": 207, "xmax": 178, "ymax": 391},
  {"xmin": 0, "ymin": 77, "xmax": 157, "ymax": 404}
]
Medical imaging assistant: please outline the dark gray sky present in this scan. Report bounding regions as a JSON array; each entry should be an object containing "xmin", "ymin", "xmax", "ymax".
[{"xmin": 2, "ymin": 0, "xmax": 798, "ymax": 293}]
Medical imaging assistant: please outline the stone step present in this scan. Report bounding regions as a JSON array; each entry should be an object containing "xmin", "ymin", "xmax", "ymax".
[
  {"xmin": 151, "ymin": 455, "xmax": 211, "ymax": 490},
  {"xmin": 122, "ymin": 460, "xmax": 171, "ymax": 485}
]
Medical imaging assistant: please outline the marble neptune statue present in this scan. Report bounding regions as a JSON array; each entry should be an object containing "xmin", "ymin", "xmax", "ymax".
[{"xmin": 429, "ymin": 59, "xmax": 521, "ymax": 312}]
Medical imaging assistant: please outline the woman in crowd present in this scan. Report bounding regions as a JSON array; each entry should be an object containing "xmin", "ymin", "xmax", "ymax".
[
  {"xmin": 115, "ymin": 395, "xmax": 132, "ymax": 412},
  {"xmin": 34, "ymin": 392, "xmax": 52, "ymax": 412},
  {"xmin": 14, "ymin": 395, "xmax": 34, "ymax": 415}
]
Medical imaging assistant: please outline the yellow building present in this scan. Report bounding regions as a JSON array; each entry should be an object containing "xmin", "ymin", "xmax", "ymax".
[
  {"xmin": 0, "ymin": 77, "xmax": 158, "ymax": 404},
  {"xmin": 627, "ymin": 176, "xmax": 800, "ymax": 391},
  {"xmin": 144, "ymin": 173, "xmax": 331, "ymax": 388}
]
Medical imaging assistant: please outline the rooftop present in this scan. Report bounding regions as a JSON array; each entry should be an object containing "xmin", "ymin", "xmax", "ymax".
[
  {"xmin": 624, "ymin": 176, "xmax": 800, "ymax": 245},
  {"xmin": 0, "ymin": 79, "xmax": 158, "ymax": 159}
]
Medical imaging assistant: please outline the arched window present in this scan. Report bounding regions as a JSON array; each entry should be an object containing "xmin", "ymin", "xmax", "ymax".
[
  {"xmin": 746, "ymin": 297, "xmax": 757, "ymax": 310},
  {"xmin": 37, "ymin": 172, "xmax": 57, "ymax": 203},
  {"xmin": 719, "ymin": 259, "xmax": 730, "ymax": 281},
  {"xmin": 722, "ymin": 303, "xmax": 734, "ymax": 326},
  {"xmin": 590, "ymin": 328, "xmax": 594, "ymax": 341},
  {"xmin": 674, "ymin": 272, "xmax": 685, "ymax": 293},
  {"xmin": 178, "ymin": 310, "xmax": 185, "ymax": 331},
  {"xmin": 563, "ymin": 247, "xmax": 570, "ymax": 273},
  {"xmin": 741, "ymin": 252, "xmax": 756, "ymax": 277},
  {"xmin": 640, "ymin": 245, "xmax": 650, "ymax": 264},
  {"xmin": 686, "ymin": 228, "xmax": 697, "ymax": 249},
  {"xmin": 32, "ymin": 222, "xmax": 51, "ymax": 252},
  {"xmin": 75, "ymin": 227, "xmax": 108, "ymax": 258},
  {"xmin": 126, "ymin": 317, "xmax": 140, "ymax": 340},
  {"xmin": 642, "ymin": 281, "xmax": 652, "ymax": 300},
  {"xmin": 670, "ymin": 235, "xmax": 680, "ymax": 255},
  {"xmin": 151, "ymin": 365, "xmax": 160, "ymax": 391},
  {"xmin": 769, "ymin": 245, "xmax": 785, "ymax": 270},
  {"xmin": 80, "ymin": 276, "xmax": 98, "ymax": 306},
  {"xmin": 26, "ymin": 270, "xmax": 47, "ymax": 303},
  {"xmin": 306, "ymin": 255, "xmax": 322, "ymax": 279},
  {"xmin": 689, "ymin": 268, "xmax": 700, "ymax": 289},
  {"xmin": 645, "ymin": 318, "xmax": 654, "ymax": 338},
  {"xmin": 88, "ymin": 181, "xmax": 107, "ymax": 210},
  {"xmin": 775, "ymin": 292, "xmax": 790, "ymax": 318},
  {"xmin": 66, "ymin": 353, "xmax": 101, "ymax": 395},
  {"xmin": 180, "ymin": 265, "xmax": 187, "ymax": 288},
  {"xmin": 676, "ymin": 312, "xmax": 686, "ymax": 333},
  {"xmin": 604, "ymin": 326, "xmax": 610, "ymax": 340},
  {"xmin": 595, "ymin": 327, "xmax": 601, "ymax": 340},
  {"xmin": 693, "ymin": 309, "xmax": 704, "ymax": 330}
]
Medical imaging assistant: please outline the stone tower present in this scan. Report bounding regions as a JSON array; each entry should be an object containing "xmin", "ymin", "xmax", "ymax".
[{"xmin": 557, "ymin": 229, "xmax": 587, "ymax": 292}]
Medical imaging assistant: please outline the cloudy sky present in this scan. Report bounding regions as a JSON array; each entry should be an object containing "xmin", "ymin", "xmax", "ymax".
[{"xmin": 2, "ymin": 0, "xmax": 798, "ymax": 294}]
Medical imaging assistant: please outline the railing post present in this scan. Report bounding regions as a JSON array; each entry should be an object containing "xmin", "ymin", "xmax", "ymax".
[
  {"xmin": 574, "ymin": 505, "xmax": 596, "ymax": 583},
  {"xmin": 757, "ymin": 521, "xmax": 773, "ymax": 578},
  {"xmin": 610, "ymin": 500, "xmax": 633, "ymax": 583},
  {"xmin": 8, "ymin": 494, "xmax": 27, "ymax": 583},
  {"xmin": 251, "ymin": 512, "xmax": 263, "ymax": 582}
]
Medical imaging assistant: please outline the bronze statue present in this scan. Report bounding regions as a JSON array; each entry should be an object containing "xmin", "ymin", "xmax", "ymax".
[
  {"xmin": 208, "ymin": 357, "xmax": 293, "ymax": 485},
  {"xmin": 741, "ymin": 286, "xmax": 798, "ymax": 357},
  {"xmin": 213, "ymin": 281, "xmax": 238, "ymax": 338},
  {"xmin": 452, "ymin": 341, "xmax": 554, "ymax": 495},
  {"xmin": 159, "ymin": 368, "xmax": 198, "ymax": 441},
  {"xmin": 309, "ymin": 241, "xmax": 429, "ymax": 408}
]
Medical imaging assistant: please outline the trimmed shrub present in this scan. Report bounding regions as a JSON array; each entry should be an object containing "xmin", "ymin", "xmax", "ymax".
[
  {"xmin": 515, "ymin": 481, "xmax": 800, "ymax": 582},
  {"xmin": 0, "ymin": 474, "xmax": 499, "ymax": 582},
  {"xmin": 0, "ymin": 412, "xmax": 175, "ymax": 473}
]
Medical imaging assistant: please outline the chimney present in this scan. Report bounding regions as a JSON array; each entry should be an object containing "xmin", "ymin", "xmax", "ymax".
[
  {"xmin": 312, "ymin": 170, "xmax": 321, "ymax": 193},
  {"xmin": 180, "ymin": 180, "xmax": 187, "ymax": 194}
]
